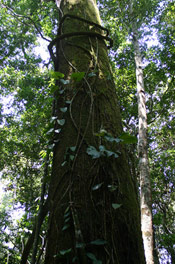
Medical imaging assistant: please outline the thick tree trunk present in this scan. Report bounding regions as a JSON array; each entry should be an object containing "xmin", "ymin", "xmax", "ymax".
[
  {"xmin": 45, "ymin": 0, "xmax": 145, "ymax": 263},
  {"xmin": 131, "ymin": 7, "xmax": 154, "ymax": 264}
]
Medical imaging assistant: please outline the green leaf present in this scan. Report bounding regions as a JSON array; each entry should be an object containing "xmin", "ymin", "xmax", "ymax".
[
  {"xmin": 48, "ymin": 143, "xmax": 55, "ymax": 149},
  {"xmin": 64, "ymin": 211, "xmax": 70, "ymax": 219},
  {"xmin": 167, "ymin": 149, "xmax": 175, "ymax": 154},
  {"xmin": 64, "ymin": 217, "xmax": 70, "ymax": 223},
  {"xmin": 99, "ymin": 145, "xmax": 105, "ymax": 152},
  {"xmin": 62, "ymin": 224, "xmax": 70, "ymax": 231},
  {"xmin": 46, "ymin": 128, "xmax": 54, "ymax": 134},
  {"xmin": 108, "ymin": 185, "xmax": 117, "ymax": 192},
  {"xmin": 105, "ymin": 150, "xmax": 119, "ymax": 158},
  {"xmin": 59, "ymin": 248, "xmax": 72, "ymax": 255},
  {"xmin": 76, "ymin": 242, "xmax": 85, "ymax": 248},
  {"xmin": 59, "ymin": 89, "xmax": 64, "ymax": 94},
  {"xmin": 61, "ymin": 161, "xmax": 67, "ymax": 167},
  {"xmin": 99, "ymin": 145, "xmax": 119, "ymax": 158},
  {"xmin": 54, "ymin": 139, "xmax": 60, "ymax": 143},
  {"xmin": 50, "ymin": 71, "xmax": 64, "ymax": 79},
  {"xmin": 70, "ymin": 146, "xmax": 76, "ymax": 152},
  {"xmin": 70, "ymin": 155, "xmax": 74, "ymax": 161},
  {"xmin": 72, "ymin": 257, "xmax": 78, "ymax": 263},
  {"xmin": 95, "ymin": 130, "xmax": 121, "ymax": 144},
  {"xmin": 50, "ymin": 116, "xmax": 57, "ymax": 122},
  {"xmin": 50, "ymin": 85, "xmax": 58, "ymax": 92},
  {"xmin": 104, "ymin": 135, "xmax": 121, "ymax": 143},
  {"xmin": 60, "ymin": 79, "xmax": 70, "ymax": 85},
  {"xmin": 60, "ymin": 107, "xmax": 68, "ymax": 113},
  {"xmin": 86, "ymin": 252, "xmax": 97, "ymax": 261},
  {"xmin": 86, "ymin": 253, "xmax": 102, "ymax": 264},
  {"xmin": 39, "ymin": 150, "xmax": 46, "ymax": 158},
  {"xmin": 94, "ymin": 260, "xmax": 102, "ymax": 264},
  {"xmin": 57, "ymin": 119, "xmax": 65, "ymax": 126},
  {"xmin": 55, "ymin": 128, "xmax": 61, "ymax": 133},
  {"xmin": 119, "ymin": 133, "xmax": 137, "ymax": 144},
  {"xmin": 64, "ymin": 206, "xmax": 70, "ymax": 214},
  {"xmin": 87, "ymin": 146, "xmax": 101, "ymax": 159},
  {"xmin": 94, "ymin": 129, "xmax": 107, "ymax": 137},
  {"xmin": 92, "ymin": 183, "xmax": 103, "ymax": 191},
  {"xmin": 105, "ymin": 150, "xmax": 114, "ymax": 157},
  {"xmin": 90, "ymin": 239, "xmax": 107, "ymax": 245},
  {"xmin": 112, "ymin": 203, "xmax": 122, "ymax": 209},
  {"xmin": 88, "ymin": 72, "xmax": 96, "ymax": 77},
  {"xmin": 71, "ymin": 72, "xmax": 85, "ymax": 82}
]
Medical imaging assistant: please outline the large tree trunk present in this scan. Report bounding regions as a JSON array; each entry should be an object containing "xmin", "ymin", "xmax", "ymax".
[
  {"xmin": 130, "ymin": 1, "xmax": 154, "ymax": 262},
  {"xmin": 45, "ymin": 0, "xmax": 145, "ymax": 263}
]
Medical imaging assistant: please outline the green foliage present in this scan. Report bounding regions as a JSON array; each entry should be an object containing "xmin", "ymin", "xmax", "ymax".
[
  {"xmin": 57, "ymin": 119, "xmax": 65, "ymax": 126},
  {"xmin": 112, "ymin": 203, "xmax": 122, "ymax": 210},
  {"xmin": 92, "ymin": 183, "xmax": 103, "ymax": 191},
  {"xmin": 94, "ymin": 129, "xmax": 121, "ymax": 143},
  {"xmin": 90, "ymin": 239, "xmax": 107, "ymax": 246},
  {"xmin": 71, "ymin": 72, "xmax": 85, "ymax": 82},
  {"xmin": 87, "ymin": 145, "xmax": 119, "ymax": 159},
  {"xmin": 0, "ymin": 0, "xmax": 56, "ymax": 260},
  {"xmin": 86, "ymin": 252, "xmax": 102, "ymax": 264},
  {"xmin": 119, "ymin": 132, "xmax": 137, "ymax": 144},
  {"xmin": 50, "ymin": 71, "xmax": 65, "ymax": 79}
]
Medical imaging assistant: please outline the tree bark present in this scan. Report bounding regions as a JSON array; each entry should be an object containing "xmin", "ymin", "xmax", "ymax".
[
  {"xmin": 130, "ymin": 2, "xmax": 154, "ymax": 263},
  {"xmin": 45, "ymin": 0, "xmax": 145, "ymax": 263}
]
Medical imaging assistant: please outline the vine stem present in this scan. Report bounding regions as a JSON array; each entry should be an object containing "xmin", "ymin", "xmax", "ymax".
[
  {"xmin": 31, "ymin": 151, "xmax": 49, "ymax": 264},
  {"xmin": 1, "ymin": 3, "xmax": 51, "ymax": 42}
]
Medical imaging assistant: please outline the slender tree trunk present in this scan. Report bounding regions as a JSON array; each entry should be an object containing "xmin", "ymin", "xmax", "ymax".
[
  {"xmin": 45, "ymin": 0, "xmax": 145, "ymax": 263},
  {"xmin": 153, "ymin": 228, "xmax": 160, "ymax": 264},
  {"xmin": 131, "ymin": 4, "xmax": 154, "ymax": 263}
]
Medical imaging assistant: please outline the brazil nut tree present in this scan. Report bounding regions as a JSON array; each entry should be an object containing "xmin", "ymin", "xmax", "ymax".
[{"xmin": 41, "ymin": 0, "xmax": 145, "ymax": 263}]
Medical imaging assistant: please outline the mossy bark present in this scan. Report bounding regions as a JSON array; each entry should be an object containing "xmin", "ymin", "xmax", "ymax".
[{"xmin": 45, "ymin": 0, "xmax": 145, "ymax": 263}]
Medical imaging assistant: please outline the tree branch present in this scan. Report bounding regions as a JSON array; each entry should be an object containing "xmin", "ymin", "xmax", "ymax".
[{"xmin": 1, "ymin": 3, "xmax": 51, "ymax": 42}]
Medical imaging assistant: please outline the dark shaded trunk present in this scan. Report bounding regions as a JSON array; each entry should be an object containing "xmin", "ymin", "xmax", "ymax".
[{"xmin": 45, "ymin": 0, "xmax": 145, "ymax": 263}]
